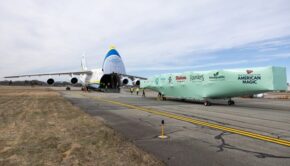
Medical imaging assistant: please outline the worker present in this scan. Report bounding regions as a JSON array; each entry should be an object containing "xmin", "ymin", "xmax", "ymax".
[
  {"xmin": 130, "ymin": 87, "xmax": 133, "ymax": 94},
  {"xmin": 158, "ymin": 92, "xmax": 162, "ymax": 100},
  {"xmin": 142, "ymin": 89, "xmax": 146, "ymax": 97},
  {"xmin": 136, "ymin": 87, "xmax": 139, "ymax": 95}
]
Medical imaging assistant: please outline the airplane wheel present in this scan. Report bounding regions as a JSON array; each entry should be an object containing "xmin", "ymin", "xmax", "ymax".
[
  {"xmin": 204, "ymin": 101, "xmax": 211, "ymax": 106},
  {"xmin": 66, "ymin": 87, "xmax": 71, "ymax": 91}
]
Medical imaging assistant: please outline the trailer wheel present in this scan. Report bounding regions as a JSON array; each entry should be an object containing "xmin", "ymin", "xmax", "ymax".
[
  {"xmin": 204, "ymin": 101, "xmax": 211, "ymax": 106},
  {"xmin": 228, "ymin": 100, "xmax": 235, "ymax": 105},
  {"xmin": 162, "ymin": 96, "xmax": 167, "ymax": 101}
]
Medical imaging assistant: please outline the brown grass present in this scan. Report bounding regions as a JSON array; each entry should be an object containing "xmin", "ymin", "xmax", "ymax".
[{"xmin": 0, "ymin": 86, "xmax": 163, "ymax": 166}]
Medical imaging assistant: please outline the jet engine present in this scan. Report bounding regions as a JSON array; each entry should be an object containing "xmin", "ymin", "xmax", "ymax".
[
  {"xmin": 121, "ymin": 77, "xmax": 129, "ymax": 85},
  {"xmin": 133, "ymin": 79, "xmax": 140, "ymax": 86},
  {"xmin": 71, "ymin": 77, "xmax": 78, "ymax": 84},
  {"xmin": 47, "ymin": 78, "xmax": 54, "ymax": 85}
]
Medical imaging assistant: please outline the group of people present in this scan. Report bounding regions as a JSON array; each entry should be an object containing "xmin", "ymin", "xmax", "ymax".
[
  {"xmin": 130, "ymin": 87, "xmax": 145, "ymax": 97},
  {"xmin": 129, "ymin": 88, "xmax": 166, "ymax": 100}
]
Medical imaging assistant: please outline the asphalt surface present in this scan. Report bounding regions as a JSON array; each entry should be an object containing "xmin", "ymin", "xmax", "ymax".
[{"xmin": 59, "ymin": 88, "xmax": 290, "ymax": 166}]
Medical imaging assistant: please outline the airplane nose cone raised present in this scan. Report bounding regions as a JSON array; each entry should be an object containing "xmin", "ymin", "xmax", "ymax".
[
  {"xmin": 102, "ymin": 47, "xmax": 126, "ymax": 74},
  {"xmin": 105, "ymin": 49, "xmax": 121, "ymax": 59}
]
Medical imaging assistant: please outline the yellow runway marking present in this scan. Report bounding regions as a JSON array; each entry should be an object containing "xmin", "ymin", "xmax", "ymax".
[{"xmin": 93, "ymin": 97, "xmax": 290, "ymax": 147}]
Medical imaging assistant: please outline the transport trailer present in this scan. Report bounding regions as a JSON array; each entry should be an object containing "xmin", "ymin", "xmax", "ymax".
[{"xmin": 140, "ymin": 66, "xmax": 287, "ymax": 106}]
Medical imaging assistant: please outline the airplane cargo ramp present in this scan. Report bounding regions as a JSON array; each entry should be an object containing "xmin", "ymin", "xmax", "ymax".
[{"xmin": 140, "ymin": 66, "xmax": 287, "ymax": 100}]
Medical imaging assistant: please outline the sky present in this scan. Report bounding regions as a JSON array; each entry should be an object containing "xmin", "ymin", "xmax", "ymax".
[{"xmin": 0, "ymin": 0, "xmax": 290, "ymax": 82}]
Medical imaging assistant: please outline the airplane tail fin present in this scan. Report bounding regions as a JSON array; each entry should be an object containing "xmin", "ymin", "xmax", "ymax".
[{"xmin": 81, "ymin": 53, "xmax": 88, "ymax": 71}]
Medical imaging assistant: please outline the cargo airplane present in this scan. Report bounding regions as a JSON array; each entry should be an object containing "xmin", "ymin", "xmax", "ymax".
[{"xmin": 5, "ymin": 46, "xmax": 146, "ymax": 91}]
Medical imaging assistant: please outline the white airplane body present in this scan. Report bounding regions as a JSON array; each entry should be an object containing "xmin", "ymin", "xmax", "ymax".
[{"xmin": 5, "ymin": 47, "xmax": 145, "ymax": 90}]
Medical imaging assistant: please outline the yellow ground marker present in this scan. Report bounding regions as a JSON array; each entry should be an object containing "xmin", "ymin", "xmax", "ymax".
[
  {"xmin": 158, "ymin": 120, "xmax": 168, "ymax": 139},
  {"xmin": 93, "ymin": 97, "xmax": 290, "ymax": 147}
]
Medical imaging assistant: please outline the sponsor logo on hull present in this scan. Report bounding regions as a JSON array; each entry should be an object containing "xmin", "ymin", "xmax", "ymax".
[
  {"xmin": 176, "ymin": 76, "xmax": 187, "ymax": 82},
  {"xmin": 168, "ymin": 76, "xmax": 172, "ymax": 83},
  {"xmin": 238, "ymin": 70, "xmax": 261, "ymax": 84},
  {"xmin": 155, "ymin": 78, "xmax": 159, "ymax": 85},
  {"xmin": 209, "ymin": 72, "xmax": 225, "ymax": 81},
  {"xmin": 246, "ymin": 70, "xmax": 253, "ymax": 74},
  {"xmin": 190, "ymin": 74, "xmax": 204, "ymax": 81}
]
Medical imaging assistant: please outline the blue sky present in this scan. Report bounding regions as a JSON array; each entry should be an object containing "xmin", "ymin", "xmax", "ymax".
[
  {"xmin": 0, "ymin": 0, "xmax": 289, "ymax": 82},
  {"xmin": 132, "ymin": 36, "xmax": 290, "ymax": 80}
]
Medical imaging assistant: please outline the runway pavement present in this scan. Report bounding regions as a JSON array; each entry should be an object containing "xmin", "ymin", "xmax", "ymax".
[{"xmin": 59, "ymin": 88, "xmax": 290, "ymax": 166}]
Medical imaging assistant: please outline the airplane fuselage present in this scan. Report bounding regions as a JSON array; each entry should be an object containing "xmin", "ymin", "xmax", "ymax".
[{"xmin": 80, "ymin": 69, "xmax": 103, "ymax": 86}]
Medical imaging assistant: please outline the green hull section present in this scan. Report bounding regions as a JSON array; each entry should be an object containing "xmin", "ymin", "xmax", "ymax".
[{"xmin": 140, "ymin": 66, "xmax": 287, "ymax": 100}]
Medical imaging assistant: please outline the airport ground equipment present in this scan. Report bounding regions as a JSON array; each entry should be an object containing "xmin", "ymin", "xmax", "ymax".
[{"xmin": 140, "ymin": 66, "xmax": 287, "ymax": 106}]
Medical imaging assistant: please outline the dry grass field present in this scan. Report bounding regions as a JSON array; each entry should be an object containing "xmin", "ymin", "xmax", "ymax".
[{"xmin": 0, "ymin": 86, "xmax": 163, "ymax": 166}]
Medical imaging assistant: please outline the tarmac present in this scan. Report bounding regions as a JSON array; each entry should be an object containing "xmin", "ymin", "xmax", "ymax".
[{"xmin": 59, "ymin": 88, "xmax": 290, "ymax": 166}]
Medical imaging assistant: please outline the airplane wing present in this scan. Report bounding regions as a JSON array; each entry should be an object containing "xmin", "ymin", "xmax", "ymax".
[
  {"xmin": 118, "ymin": 73, "xmax": 146, "ymax": 86},
  {"xmin": 4, "ymin": 71, "xmax": 92, "ymax": 78},
  {"xmin": 120, "ymin": 74, "xmax": 147, "ymax": 80}
]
